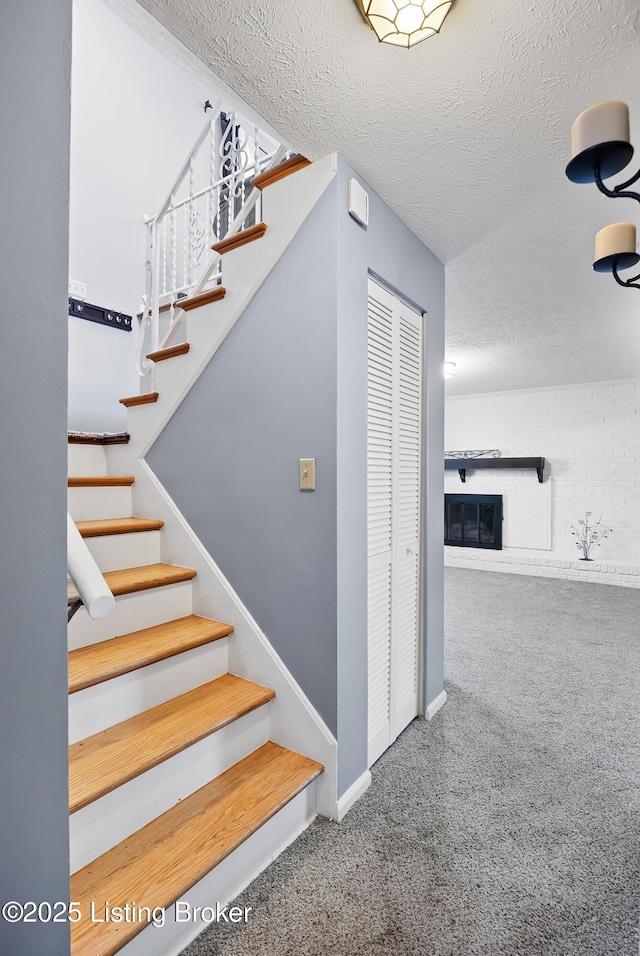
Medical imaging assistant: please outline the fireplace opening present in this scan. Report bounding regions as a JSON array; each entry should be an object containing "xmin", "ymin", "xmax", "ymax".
[{"xmin": 445, "ymin": 494, "xmax": 503, "ymax": 550}]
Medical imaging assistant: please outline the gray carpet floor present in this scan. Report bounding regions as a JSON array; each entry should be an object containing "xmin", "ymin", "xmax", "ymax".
[{"xmin": 182, "ymin": 568, "xmax": 640, "ymax": 955}]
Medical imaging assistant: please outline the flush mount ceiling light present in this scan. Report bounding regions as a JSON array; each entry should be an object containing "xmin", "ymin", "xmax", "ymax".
[
  {"xmin": 355, "ymin": 0, "xmax": 455, "ymax": 48},
  {"xmin": 566, "ymin": 100, "xmax": 640, "ymax": 290},
  {"xmin": 444, "ymin": 361, "xmax": 456, "ymax": 379}
]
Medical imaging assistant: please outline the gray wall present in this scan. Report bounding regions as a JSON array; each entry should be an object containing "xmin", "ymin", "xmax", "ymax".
[
  {"xmin": 0, "ymin": 3, "xmax": 72, "ymax": 954},
  {"xmin": 149, "ymin": 184, "xmax": 340, "ymax": 732},
  {"xmin": 335, "ymin": 160, "xmax": 445, "ymax": 793},
  {"xmin": 149, "ymin": 161, "xmax": 445, "ymax": 799}
]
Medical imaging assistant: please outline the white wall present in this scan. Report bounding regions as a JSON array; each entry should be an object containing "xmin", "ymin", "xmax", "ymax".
[
  {"xmin": 445, "ymin": 380, "xmax": 640, "ymax": 587},
  {"xmin": 68, "ymin": 0, "xmax": 284, "ymax": 432}
]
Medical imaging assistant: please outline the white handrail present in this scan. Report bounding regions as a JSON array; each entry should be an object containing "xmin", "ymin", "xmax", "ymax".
[
  {"xmin": 67, "ymin": 512, "xmax": 115, "ymax": 620},
  {"xmin": 154, "ymin": 102, "xmax": 221, "ymax": 223}
]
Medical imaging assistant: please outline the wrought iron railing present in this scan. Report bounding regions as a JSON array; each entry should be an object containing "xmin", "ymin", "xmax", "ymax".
[{"xmin": 137, "ymin": 105, "xmax": 287, "ymax": 376}]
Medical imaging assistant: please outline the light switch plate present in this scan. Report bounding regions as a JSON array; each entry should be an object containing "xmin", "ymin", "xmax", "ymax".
[
  {"xmin": 299, "ymin": 458, "xmax": 316, "ymax": 491},
  {"xmin": 68, "ymin": 277, "xmax": 87, "ymax": 299}
]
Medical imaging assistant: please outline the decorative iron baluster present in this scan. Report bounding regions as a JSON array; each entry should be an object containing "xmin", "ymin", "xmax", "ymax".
[
  {"xmin": 170, "ymin": 195, "xmax": 177, "ymax": 303},
  {"xmin": 188, "ymin": 157, "xmax": 195, "ymax": 288},
  {"xmin": 139, "ymin": 102, "xmax": 287, "ymax": 362},
  {"xmin": 253, "ymin": 124, "xmax": 261, "ymax": 226},
  {"xmin": 183, "ymin": 201, "xmax": 188, "ymax": 294},
  {"xmin": 162, "ymin": 217, "xmax": 167, "ymax": 297}
]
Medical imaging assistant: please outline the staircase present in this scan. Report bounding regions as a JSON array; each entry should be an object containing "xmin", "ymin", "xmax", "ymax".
[{"xmin": 67, "ymin": 153, "xmax": 331, "ymax": 956}]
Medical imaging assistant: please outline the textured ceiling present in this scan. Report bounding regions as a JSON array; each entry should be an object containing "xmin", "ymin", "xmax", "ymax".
[{"xmin": 134, "ymin": 0, "xmax": 640, "ymax": 393}]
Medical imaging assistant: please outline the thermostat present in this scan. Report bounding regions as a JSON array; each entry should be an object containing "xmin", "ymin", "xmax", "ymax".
[{"xmin": 348, "ymin": 178, "xmax": 369, "ymax": 228}]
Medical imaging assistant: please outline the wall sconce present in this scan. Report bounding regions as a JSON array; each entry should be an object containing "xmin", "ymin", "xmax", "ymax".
[
  {"xmin": 566, "ymin": 100, "xmax": 640, "ymax": 289},
  {"xmin": 593, "ymin": 222, "xmax": 640, "ymax": 289},
  {"xmin": 354, "ymin": 0, "xmax": 455, "ymax": 48},
  {"xmin": 444, "ymin": 361, "xmax": 456, "ymax": 379}
]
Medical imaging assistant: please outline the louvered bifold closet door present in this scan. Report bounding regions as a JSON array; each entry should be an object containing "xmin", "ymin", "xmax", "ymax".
[
  {"xmin": 390, "ymin": 302, "xmax": 422, "ymax": 739},
  {"xmin": 367, "ymin": 281, "xmax": 395, "ymax": 767},
  {"xmin": 367, "ymin": 279, "xmax": 422, "ymax": 768}
]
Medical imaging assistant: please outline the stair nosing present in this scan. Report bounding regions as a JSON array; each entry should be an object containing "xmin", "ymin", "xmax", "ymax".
[
  {"xmin": 251, "ymin": 154, "xmax": 311, "ymax": 191},
  {"xmin": 119, "ymin": 392, "xmax": 159, "ymax": 408},
  {"xmin": 212, "ymin": 222, "xmax": 267, "ymax": 255},
  {"xmin": 68, "ymin": 476, "xmax": 135, "ymax": 487},
  {"xmin": 67, "ymin": 563, "xmax": 196, "ymax": 606},
  {"xmin": 75, "ymin": 517, "xmax": 164, "ymax": 538},
  {"xmin": 146, "ymin": 342, "xmax": 190, "ymax": 363},
  {"xmin": 68, "ymin": 674, "xmax": 275, "ymax": 813},
  {"xmin": 68, "ymin": 433, "xmax": 130, "ymax": 445},
  {"xmin": 68, "ymin": 615, "xmax": 234, "ymax": 694},
  {"xmin": 175, "ymin": 286, "xmax": 227, "ymax": 313}
]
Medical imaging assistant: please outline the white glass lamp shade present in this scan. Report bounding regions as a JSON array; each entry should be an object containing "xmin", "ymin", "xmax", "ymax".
[
  {"xmin": 444, "ymin": 361, "xmax": 456, "ymax": 379},
  {"xmin": 360, "ymin": 0, "xmax": 455, "ymax": 48},
  {"xmin": 566, "ymin": 100, "xmax": 634, "ymax": 183},
  {"xmin": 593, "ymin": 222, "xmax": 639, "ymax": 273}
]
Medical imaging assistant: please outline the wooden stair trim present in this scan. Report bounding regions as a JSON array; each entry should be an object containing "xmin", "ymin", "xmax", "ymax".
[
  {"xmin": 119, "ymin": 392, "xmax": 159, "ymax": 408},
  {"xmin": 146, "ymin": 342, "xmax": 190, "ymax": 363},
  {"xmin": 75, "ymin": 517, "xmax": 164, "ymax": 538},
  {"xmin": 70, "ymin": 742, "xmax": 323, "ymax": 955},
  {"xmin": 68, "ymin": 615, "xmax": 234, "ymax": 694},
  {"xmin": 212, "ymin": 222, "xmax": 267, "ymax": 255},
  {"xmin": 68, "ymin": 674, "xmax": 276, "ymax": 813},
  {"xmin": 68, "ymin": 476, "xmax": 135, "ymax": 487},
  {"xmin": 251, "ymin": 154, "xmax": 311, "ymax": 191},
  {"xmin": 174, "ymin": 286, "xmax": 226, "ymax": 313},
  {"xmin": 67, "ymin": 563, "xmax": 196, "ymax": 607},
  {"xmin": 136, "ymin": 301, "xmax": 174, "ymax": 319},
  {"xmin": 68, "ymin": 433, "xmax": 130, "ymax": 445}
]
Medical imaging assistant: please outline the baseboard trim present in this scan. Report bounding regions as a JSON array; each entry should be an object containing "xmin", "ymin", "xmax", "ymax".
[
  {"xmin": 426, "ymin": 690, "xmax": 447, "ymax": 721},
  {"xmin": 335, "ymin": 770, "xmax": 371, "ymax": 822}
]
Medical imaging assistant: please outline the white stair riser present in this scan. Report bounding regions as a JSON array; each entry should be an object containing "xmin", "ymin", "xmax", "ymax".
[
  {"xmin": 84, "ymin": 530, "xmax": 161, "ymax": 573},
  {"xmin": 70, "ymin": 706, "xmax": 270, "ymax": 873},
  {"xmin": 68, "ymin": 582, "xmax": 193, "ymax": 651},
  {"xmin": 68, "ymin": 443, "xmax": 107, "ymax": 477},
  {"xmin": 69, "ymin": 638, "xmax": 229, "ymax": 743},
  {"xmin": 116, "ymin": 782, "xmax": 317, "ymax": 956},
  {"xmin": 68, "ymin": 485, "xmax": 133, "ymax": 521}
]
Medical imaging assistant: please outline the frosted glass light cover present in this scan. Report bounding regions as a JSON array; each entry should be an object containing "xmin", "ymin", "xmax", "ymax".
[
  {"xmin": 360, "ymin": 0, "xmax": 454, "ymax": 47},
  {"xmin": 444, "ymin": 361, "xmax": 456, "ymax": 379}
]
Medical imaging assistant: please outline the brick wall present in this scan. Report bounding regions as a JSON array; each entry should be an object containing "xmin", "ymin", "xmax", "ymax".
[{"xmin": 444, "ymin": 380, "xmax": 640, "ymax": 587}]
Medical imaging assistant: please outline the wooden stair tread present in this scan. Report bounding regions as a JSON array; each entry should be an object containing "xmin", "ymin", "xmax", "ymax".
[
  {"xmin": 174, "ymin": 286, "xmax": 226, "ymax": 313},
  {"xmin": 68, "ymin": 476, "xmax": 135, "ymax": 487},
  {"xmin": 70, "ymin": 742, "xmax": 323, "ymax": 956},
  {"xmin": 251, "ymin": 154, "xmax": 311, "ymax": 191},
  {"xmin": 212, "ymin": 222, "xmax": 267, "ymax": 255},
  {"xmin": 75, "ymin": 517, "xmax": 164, "ymax": 538},
  {"xmin": 119, "ymin": 392, "xmax": 158, "ymax": 408},
  {"xmin": 146, "ymin": 342, "xmax": 190, "ymax": 362},
  {"xmin": 68, "ymin": 674, "xmax": 275, "ymax": 813},
  {"xmin": 67, "ymin": 563, "xmax": 196, "ymax": 607},
  {"xmin": 136, "ymin": 301, "xmax": 174, "ymax": 319},
  {"xmin": 68, "ymin": 433, "xmax": 130, "ymax": 445},
  {"xmin": 68, "ymin": 615, "xmax": 234, "ymax": 694}
]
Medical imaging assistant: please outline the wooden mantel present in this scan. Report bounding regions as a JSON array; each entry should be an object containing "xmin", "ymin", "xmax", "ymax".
[{"xmin": 445, "ymin": 457, "xmax": 546, "ymax": 484}]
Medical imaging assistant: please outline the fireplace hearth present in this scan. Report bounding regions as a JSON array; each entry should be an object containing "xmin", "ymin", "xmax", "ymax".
[{"xmin": 445, "ymin": 494, "xmax": 503, "ymax": 550}]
